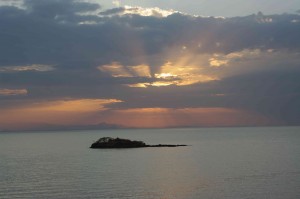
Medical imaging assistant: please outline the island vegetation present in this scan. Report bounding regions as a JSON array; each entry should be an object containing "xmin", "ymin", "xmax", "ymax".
[{"xmin": 90, "ymin": 137, "xmax": 188, "ymax": 148}]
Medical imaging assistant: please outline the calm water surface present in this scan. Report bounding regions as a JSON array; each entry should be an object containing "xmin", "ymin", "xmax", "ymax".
[{"xmin": 0, "ymin": 127, "xmax": 300, "ymax": 199}]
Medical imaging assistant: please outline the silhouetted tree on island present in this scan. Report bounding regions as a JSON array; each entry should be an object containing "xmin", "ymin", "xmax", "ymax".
[{"xmin": 90, "ymin": 137, "xmax": 187, "ymax": 148}]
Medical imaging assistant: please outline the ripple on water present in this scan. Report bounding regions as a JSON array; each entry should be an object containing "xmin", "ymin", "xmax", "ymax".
[{"xmin": 1, "ymin": 127, "xmax": 300, "ymax": 199}]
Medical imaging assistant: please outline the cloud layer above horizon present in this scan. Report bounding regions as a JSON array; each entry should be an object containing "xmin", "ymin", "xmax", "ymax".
[{"xmin": 0, "ymin": 0, "xmax": 300, "ymax": 130}]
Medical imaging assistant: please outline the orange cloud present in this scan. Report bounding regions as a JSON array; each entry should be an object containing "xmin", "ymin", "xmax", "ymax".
[
  {"xmin": 23, "ymin": 99, "xmax": 122, "ymax": 112},
  {"xmin": 0, "ymin": 98, "xmax": 122, "ymax": 130},
  {"xmin": 98, "ymin": 62, "xmax": 133, "ymax": 77},
  {"xmin": 0, "ymin": 89, "xmax": 27, "ymax": 96},
  {"xmin": 0, "ymin": 99, "xmax": 275, "ymax": 131}
]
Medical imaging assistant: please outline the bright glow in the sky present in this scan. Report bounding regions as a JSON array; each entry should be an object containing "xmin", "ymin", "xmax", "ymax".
[
  {"xmin": 0, "ymin": 99, "xmax": 123, "ymax": 130},
  {"xmin": 122, "ymin": 5, "xmax": 177, "ymax": 17},
  {"xmin": 102, "ymin": 107, "xmax": 274, "ymax": 128},
  {"xmin": 26, "ymin": 99, "xmax": 122, "ymax": 112},
  {"xmin": 100, "ymin": 61, "xmax": 218, "ymax": 88},
  {"xmin": 0, "ymin": 0, "xmax": 299, "ymax": 130},
  {"xmin": 100, "ymin": 0, "xmax": 300, "ymax": 17}
]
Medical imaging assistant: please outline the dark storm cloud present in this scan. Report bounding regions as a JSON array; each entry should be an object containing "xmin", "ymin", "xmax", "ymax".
[
  {"xmin": 0, "ymin": 0, "xmax": 300, "ymax": 125},
  {"xmin": 24, "ymin": 0, "xmax": 101, "ymax": 19},
  {"xmin": 1, "ymin": 3, "xmax": 300, "ymax": 67}
]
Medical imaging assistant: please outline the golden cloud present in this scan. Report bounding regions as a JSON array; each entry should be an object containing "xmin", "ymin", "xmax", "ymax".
[
  {"xmin": 24, "ymin": 99, "xmax": 123, "ymax": 112},
  {"xmin": 0, "ymin": 89, "xmax": 28, "ymax": 96},
  {"xmin": 0, "ymin": 98, "xmax": 123, "ymax": 130},
  {"xmin": 99, "ymin": 62, "xmax": 152, "ymax": 78}
]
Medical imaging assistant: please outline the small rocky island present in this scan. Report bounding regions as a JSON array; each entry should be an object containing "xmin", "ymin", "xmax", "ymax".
[{"xmin": 90, "ymin": 137, "xmax": 188, "ymax": 149}]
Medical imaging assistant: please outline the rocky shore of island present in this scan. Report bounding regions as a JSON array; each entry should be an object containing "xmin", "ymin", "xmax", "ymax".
[{"xmin": 90, "ymin": 137, "xmax": 188, "ymax": 149}]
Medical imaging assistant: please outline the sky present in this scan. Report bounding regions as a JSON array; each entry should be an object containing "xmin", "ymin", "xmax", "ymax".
[{"xmin": 0, "ymin": 0, "xmax": 300, "ymax": 131}]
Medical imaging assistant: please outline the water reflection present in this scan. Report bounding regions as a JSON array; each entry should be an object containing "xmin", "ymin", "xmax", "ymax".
[{"xmin": 0, "ymin": 127, "xmax": 300, "ymax": 199}]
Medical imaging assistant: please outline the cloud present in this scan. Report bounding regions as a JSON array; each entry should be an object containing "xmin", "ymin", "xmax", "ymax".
[
  {"xmin": 0, "ymin": 98, "xmax": 123, "ymax": 130},
  {"xmin": 121, "ymin": 6, "xmax": 178, "ymax": 17},
  {"xmin": 99, "ymin": 7, "xmax": 125, "ymax": 16},
  {"xmin": 24, "ymin": 98, "xmax": 122, "ymax": 112},
  {"xmin": 0, "ymin": 64, "xmax": 54, "ymax": 72},
  {"xmin": 0, "ymin": 0, "xmax": 22, "ymax": 8},
  {"xmin": 99, "ymin": 5, "xmax": 178, "ymax": 18},
  {"xmin": 24, "ymin": 0, "xmax": 101, "ymax": 19},
  {"xmin": 0, "ymin": 0, "xmax": 300, "ymax": 129},
  {"xmin": 0, "ymin": 89, "xmax": 27, "ymax": 96}
]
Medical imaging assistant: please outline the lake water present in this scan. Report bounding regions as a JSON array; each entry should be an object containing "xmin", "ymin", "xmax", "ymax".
[{"xmin": 0, "ymin": 127, "xmax": 300, "ymax": 199}]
